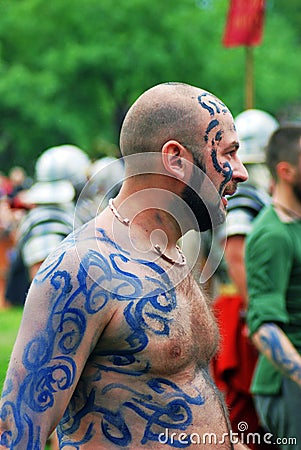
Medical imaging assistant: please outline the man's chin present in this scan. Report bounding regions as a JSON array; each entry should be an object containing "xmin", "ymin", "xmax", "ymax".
[
  {"xmin": 181, "ymin": 184, "xmax": 227, "ymax": 232},
  {"xmin": 192, "ymin": 202, "xmax": 226, "ymax": 232},
  {"xmin": 211, "ymin": 204, "xmax": 226, "ymax": 230}
]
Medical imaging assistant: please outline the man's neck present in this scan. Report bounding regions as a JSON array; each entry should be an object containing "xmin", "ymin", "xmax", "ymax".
[
  {"xmin": 110, "ymin": 193, "xmax": 184, "ymax": 260},
  {"xmin": 273, "ymin": 186, "xmax": 301, "ymax": 220}
]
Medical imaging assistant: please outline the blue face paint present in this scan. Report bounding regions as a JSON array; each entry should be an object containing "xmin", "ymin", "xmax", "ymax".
[
  {"xmin": 215, "ymin": 130, "xmax": 222, "ymax": 142},
  {"xmin": 204, "ymin": 119, "xmax": 219, "ymax": 142},
  {"xmin": 197, "ymin": 94, "xmax": 232, "ymax": 195},
  {"xmin": 197, "ymin": 93, "xmax": 228, "ymax": 117},
  {"xmin": 211, "ymin": 149, "xmax": 233, "ymax": 195}
]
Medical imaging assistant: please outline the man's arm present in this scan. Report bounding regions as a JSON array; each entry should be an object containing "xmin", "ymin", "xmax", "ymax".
[
  {"xmin": 224, "ymin": 234, "xmax": 248, "ymax": 303},
  {"xmin": 0, "ymin": 245, "xmax": 112, "ymax": 449},
  {"xmin": 252, "ymin": 322, "xmax": 301, "ymax": 388},
  {"xmin": 246, "ymin": 220, "xmax": 297, "ymax": 382}
]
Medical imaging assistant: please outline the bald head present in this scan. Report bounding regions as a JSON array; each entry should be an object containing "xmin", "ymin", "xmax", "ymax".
[{"xmin": 119, "ymin": 82, "xmax": 231, "ymax": 158}]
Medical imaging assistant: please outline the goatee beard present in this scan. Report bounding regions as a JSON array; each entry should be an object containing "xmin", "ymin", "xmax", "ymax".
[{"xmin": 181, "ymin": 165, "xmax": 226, "ymax": 232}]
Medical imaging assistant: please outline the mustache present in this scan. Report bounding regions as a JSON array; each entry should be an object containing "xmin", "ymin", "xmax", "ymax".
[{"xmin": 223, "ymin": 181, "xmax": 238, "ymax": 196}]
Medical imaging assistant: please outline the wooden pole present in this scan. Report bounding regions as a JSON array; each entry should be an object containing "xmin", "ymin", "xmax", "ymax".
[{"xmin": 245, "ymin": 46, "xmax": 254, "ymax": 109}]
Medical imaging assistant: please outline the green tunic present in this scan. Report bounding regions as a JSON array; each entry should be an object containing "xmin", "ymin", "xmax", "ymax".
[{"xmin": 246, "ymin": 205, "xmax": 301, "ymax": 395}]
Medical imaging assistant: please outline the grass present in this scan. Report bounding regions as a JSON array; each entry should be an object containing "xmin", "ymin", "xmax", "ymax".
[
  {"xmin": 0, "ymin": 307, "xmax": 51, "ymax": 449},
  {"xmin": 0, "ymin": 306, "xmax": 23, "ymax": 392}
]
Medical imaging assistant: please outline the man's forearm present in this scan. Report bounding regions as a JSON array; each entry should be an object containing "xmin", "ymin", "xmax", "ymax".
[{"xmin": 252, "ymin": 322, "xmax": 301, "ymax": 387}]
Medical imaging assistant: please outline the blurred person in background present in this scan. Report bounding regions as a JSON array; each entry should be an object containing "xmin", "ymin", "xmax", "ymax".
[
  {"xmin": 4, "ymin": 144, "xmax": 90, "ymax": 307},
  {"xmin": 4, "ymin": 144, "xmax": 91, "ymax": 450},
  {"xmin": 0, "ymin": 170, "xmax": 28, "ymax": 309},
  {"xmin": 7, "ymin": 165, "xmax": 32, "ymax": 209},
  {"xmin": 211, "ymin": 109, "xmax": 279, "ymax": 449},
  {"xmin": 246, "ymin": 125, "xmax": 301, "ymax": 449},
  {"xmin": 76, "ymin": 155, "xmax": 124, "ymax": 224},
  {"xmin": 0, "ymin": 173, "xmax": 14, "ymax": 309},
  {"xmin": 0, "ymin": 171, "xmax": 12, "ymax": 198},
  {"xmin": 0, "ymin": 196, "xmax": 14, "ymax": 309}
]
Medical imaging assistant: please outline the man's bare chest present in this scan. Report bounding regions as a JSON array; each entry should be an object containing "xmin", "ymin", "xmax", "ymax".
[{"xmin": 94, "ymin": 274, "xmax": 219, "ymax": 376}]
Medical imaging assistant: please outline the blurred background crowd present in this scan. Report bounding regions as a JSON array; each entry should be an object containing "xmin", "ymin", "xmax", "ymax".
[
  {"xmin": 0, "ymin": 0, "xmax": 300, "ymax": 312},
  {"xmin": 0, "ymin": 148, "xmax": 124, "ymax": 309},
  {"xmin": 1, "ymin": 1, "xmax": 301, "ymax": 449},
  {"xmin": 0, "ymin": 165, "xmax": 31, "ymax": 308}
]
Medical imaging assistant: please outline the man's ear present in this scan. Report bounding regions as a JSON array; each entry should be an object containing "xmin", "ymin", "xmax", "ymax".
[
  {"xmin": 276, "ymin": 161, "xmax": 296, "ymax": 183},
  {"xmin": 161, "ymin": 140, "xmax": 193, "ymax": 181}
]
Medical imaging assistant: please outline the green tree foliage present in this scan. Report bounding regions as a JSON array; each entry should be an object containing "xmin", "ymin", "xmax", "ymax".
[{"xmin": 0, "ymin": 0, "xmax": 300, "ymax": 173}]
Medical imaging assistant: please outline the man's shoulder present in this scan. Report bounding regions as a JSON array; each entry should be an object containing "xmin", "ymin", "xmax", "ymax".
[
  {"xmin": 251, "ymin": 205, "xmax": 280, "ymax": 231},
  {"xmin": 225, "ymin": 183, "xmax": 271, "ymax": 237},
  {"xmin": 18, "ymin": 204, "xmax": 74, "ymax": 246},
  {"xmin": 28, "ymin": 224, "xmax": 123, "ymax": 310},
  {"xmin": 247, "ymin": 205, "xmax": 291, "ymax": 249},
  {"xmin": 38, "ymin": 220, "xmax": 149, "ymax": 282},
  {"xmin": 227, "ymin": 183, "xmax": 271, "ymax": 216},
  {"xmin": 43, "ymin": 222, "xmax": 117, "ymax": 267}
]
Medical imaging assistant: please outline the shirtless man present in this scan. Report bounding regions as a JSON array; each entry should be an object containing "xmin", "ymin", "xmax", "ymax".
[{"xmin": 0, "ymin": 82, "xmax": 249, "ymax": 449}]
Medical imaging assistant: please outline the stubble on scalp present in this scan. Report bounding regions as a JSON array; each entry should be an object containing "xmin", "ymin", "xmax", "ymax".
[{"xmin": 119, "ymin": 82, "xmax": 215, "ymax": 158}]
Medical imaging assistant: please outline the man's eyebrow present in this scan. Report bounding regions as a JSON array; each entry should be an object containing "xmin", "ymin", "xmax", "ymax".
[{"xmin": 225, "ymin": 141, "xmax": 240, "ymax": 151}]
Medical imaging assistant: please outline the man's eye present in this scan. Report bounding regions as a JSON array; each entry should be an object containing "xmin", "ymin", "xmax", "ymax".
[{"xmin": 228, "ymin": 150, "xmax": 236, "ymax": 157}]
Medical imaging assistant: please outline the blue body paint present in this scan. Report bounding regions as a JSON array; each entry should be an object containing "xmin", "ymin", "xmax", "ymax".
[
  {"xmin": 1, "ymin": 228, "xmax": 204, "ymax": 448},
  {"xmin": 260, "ymin": 324, "xmax": 300, "ymax": 377}
]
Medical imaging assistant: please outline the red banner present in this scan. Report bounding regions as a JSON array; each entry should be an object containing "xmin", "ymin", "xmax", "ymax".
[{"xmin": 223, "ymin": 0, "xmax": 265, "ymax": 47}]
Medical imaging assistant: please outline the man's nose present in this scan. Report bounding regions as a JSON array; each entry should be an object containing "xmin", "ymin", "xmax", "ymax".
[{"xmin": 234, "ymin": 159, "xmax": 248, "ymax": 183}]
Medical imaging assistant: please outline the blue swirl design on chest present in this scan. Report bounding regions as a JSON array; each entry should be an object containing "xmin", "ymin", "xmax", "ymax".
[
  {"xmin": 58, "ymin": 378, "xmax": 205, "ymax": 448},
  {"xmin": 1, "ymin": 228, "xmax": 184, "ymax": 447}
]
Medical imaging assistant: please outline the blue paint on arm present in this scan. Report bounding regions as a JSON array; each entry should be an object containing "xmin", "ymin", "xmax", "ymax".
[{"xmin": 259, "ymin": 323, "xmax": 301, "ymax": 379}]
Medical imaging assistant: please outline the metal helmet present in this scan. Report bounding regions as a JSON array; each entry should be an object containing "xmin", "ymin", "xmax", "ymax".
[
  {"xmin": 235, "ymin": 109, "xmax": 279, "ymax": 164},
  {"xmin": 74, "ymin": 156, "xmax": 124, "ymax": 224},
  {"xmin": 35, "ymin": 144, "xmax": 91, "ymax": 190},
  {"xmin": 23, "ymin": 144, "xmax": 91, "ymax": 205},
  {"xmin": 87, "ymin": 156, "xmax": 124, "ymax": 199}
]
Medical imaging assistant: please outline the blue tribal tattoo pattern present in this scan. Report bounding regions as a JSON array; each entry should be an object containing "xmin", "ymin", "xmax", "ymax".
[
  {"xmin": 198, "ymin": 92, "xmax": 233, "ymax": 194},
  {"xmin": 259, "ymin": 323, "xmax": 301, "ymax": 381},
  {"xmin": 0, "ymin": 227, "xmax": 205, "ymax": 449}
]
